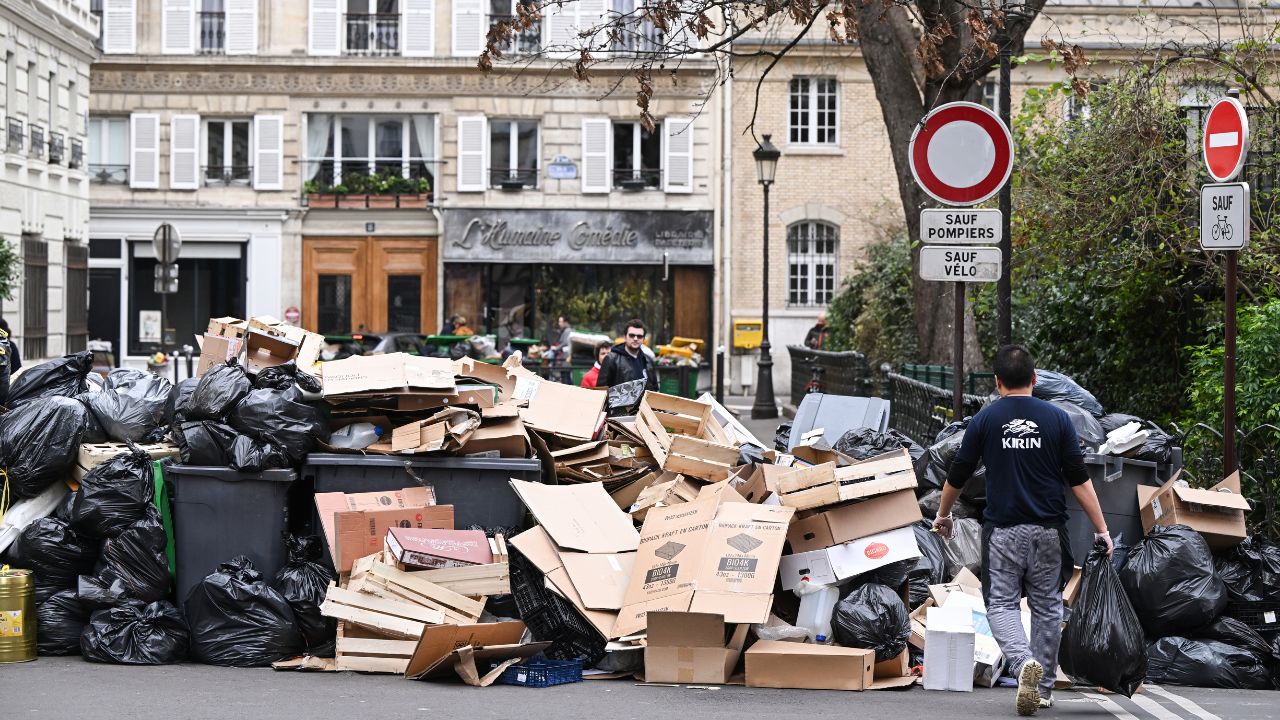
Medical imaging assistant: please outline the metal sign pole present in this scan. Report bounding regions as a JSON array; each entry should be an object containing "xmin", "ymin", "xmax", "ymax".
[
  {"xmin": 953, "ymin": 282, "xmax": 965, "ymax": 418},
  {"xmin": 997, "ymin": 43, "xmax": 1013, "ymax": 346},
  {"xmin": 1224, "ymin": 249, "xmax": 1238, "ymax": 475}
]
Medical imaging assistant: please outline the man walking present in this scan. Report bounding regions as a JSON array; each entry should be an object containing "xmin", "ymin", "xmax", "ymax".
[
  {"xmin": 933, "ymin": 345, "xmax": 1111, "ymax": 716},
  {"xmin": 597, "ymin": 318, "xmax": 659, "ymax": 392}
]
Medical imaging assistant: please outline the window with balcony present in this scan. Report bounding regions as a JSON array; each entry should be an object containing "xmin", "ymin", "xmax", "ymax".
[
  {"xmin": 489, "ymin": 0, "xmax": 541, "ymax": 56},
  {"xmin": 29, "ymin": 125, "xmax": 45, "ymax": 160},
  {"xmin": 490, "ymin": 119, "xmax": 539, "ymax": 189},
  {"xmin": 6, "ymin": 118, "xmax": 24, "ymax": 154},
  {"xmin": 49, "ymin": 132, "xmax": 65, "ymax": 165},
  {"xmin": 788, "ymin": 77, "xmax": 838, "ymax": 145},
  {"xmin": 304, "ymin": 113, "xmax": 436, "ymax": 206},
  {"xmin": 204, "ymin": 118, "xmax": 251, "ymax": 185},
  {"xmin": 787, "ymin": 221, "xmax": 839, "ymax": 307},
  {"xmin": 612, "ymin": 121, "xmax": 660, "ymax": 189},
  {"xmin": 346, "ymin": 0, "xmax": 399, "ymax": 56},
  {"xmin": 200, "ymin": 0, "xmax": 227, "ymax": 54},
  {"xmin": 88, "ymin": 117, "xmax": 129, "ymax": 184}
]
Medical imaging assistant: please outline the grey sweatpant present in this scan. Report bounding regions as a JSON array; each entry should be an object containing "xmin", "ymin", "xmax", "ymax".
[{"xmin": 986, "ymin": 524, "xmax": 1063, "ymax": 698}]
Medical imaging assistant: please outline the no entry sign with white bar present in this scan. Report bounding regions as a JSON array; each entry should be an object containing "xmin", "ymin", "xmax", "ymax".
[
  {"xmin": 919, "ymin": 245, "xmax": 1002, "ymax": 282},
  {"xmin": 921, "ymin": 209, "xmax": 1002, "ymax": 244}
]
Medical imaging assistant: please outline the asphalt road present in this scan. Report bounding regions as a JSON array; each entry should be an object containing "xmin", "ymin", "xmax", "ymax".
[{"xmin": 0, "ymin": 657, "xmax": 1272, "ymax": 720}]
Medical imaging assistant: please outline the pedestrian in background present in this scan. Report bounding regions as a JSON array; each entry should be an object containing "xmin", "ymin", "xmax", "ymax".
[
  {"xmin": 580, "ymin": 341, "xmax": 612, "ymax": 389},
  {"xmin": 597, "ymin": 318, "xmax": 659, "ymax": 391},
  {"xmin": 0, "ymin": 317, "xmax": 22, "ymax": 373},
  {"xmin": 933, "ymin": 345, "xmax": 1110, "ymax": 716},
  {"xmin": 804, "ymin": 315, "xmax": 829, "ymax": 349}
]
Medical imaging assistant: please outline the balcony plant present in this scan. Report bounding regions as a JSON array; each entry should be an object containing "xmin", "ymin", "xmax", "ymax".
[{"xmin": 304, "ymin": 170, "xmax": 432, "ymax": 209}]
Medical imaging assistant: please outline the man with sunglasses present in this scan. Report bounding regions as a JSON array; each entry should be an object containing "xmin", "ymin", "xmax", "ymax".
[{"xmin": 597, "ymin": 318, "xmax": 659, "ymax": 392}]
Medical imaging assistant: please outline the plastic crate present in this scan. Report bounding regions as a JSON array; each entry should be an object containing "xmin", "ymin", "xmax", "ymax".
[
  {"xmin": 164, "ymin": 464, "xmax": 295, "ymax": 607},
  {"xmin": 508, "ymin": 547, "xmax": 607, "ymax": 665},
  {"xmin": 1223, "ymin": 601, "xmax": 1280, "ymax": 631},
  {"xmin": 494, "ymin": 656, "xmax": 584, "ymax": 687}
]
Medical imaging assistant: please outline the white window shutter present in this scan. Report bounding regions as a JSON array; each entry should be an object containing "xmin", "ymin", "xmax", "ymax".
[
  {"xmin": 169, "ymin": 114, "xmax": 200, "ymax": 190},
  {"xmin": 403, "ymin": 0, "xmax": 435, "ymax": 57},
  {"xmin": 309, "ymin": 0, "xmax": 341, "ymax": 56},
  {"xmin": 452, "ymin": 0, "xmax": 484, "ymax": 58},
  {"xmin": 161, "ymin": 0, "xmax": 196, "ymax": 54},
  {"xmin": 253, "ymin": 114, "xmax": 284, "ymax": 190},
  {"xmin": 225, "ymin": 0, "xmax": 258, "ymax": 55},
  {"xmin": 577, "ymin": 0, "xmax": 607, "ymax": 56},
  {"xmin": 129, "ymin": 113, "xmax": 160, "ymax": 189},
  {"xmin": 581, "ymin": 118, "xmax": 611, "ymax": 194},
  {"xmin": 663, "ymin": 117, "xmax": 693, "ymax": 193},
  {"xmin": 543, "ymin": 2, "xmax": 575, "ymax": 57},
  {"xmin": 102, "ymin": 0, "xmax": 137, "ymax": 54},
  {"xmin": 456, "ymin": 115, "xmax": 487, "ymax": 192}
]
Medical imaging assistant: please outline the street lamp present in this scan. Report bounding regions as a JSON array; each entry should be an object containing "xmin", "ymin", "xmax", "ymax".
[{"xmin": 751, "ymin": 134, "xmax": 780, "ymax": 420}]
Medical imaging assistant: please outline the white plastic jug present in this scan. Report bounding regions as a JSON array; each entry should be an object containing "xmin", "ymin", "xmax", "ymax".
[
  {"xmin": 328, "ymin": 422, "xmax": 383, "ymax": 450},
  {"xmin": 795, "ymin": 582, "xmax": 839, "ymax": 644}
]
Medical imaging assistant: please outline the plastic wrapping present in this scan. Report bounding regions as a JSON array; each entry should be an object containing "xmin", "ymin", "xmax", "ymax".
[
  {"xmin": 229, "ymin": 387, "xmax": 327, "ymax": 464},
  {"xmin": 5, "ymin": 351, "xmax": 93, "ymax": 407},
  {"xmin": 69, "ymin": 449, "xmax": 156, "ymax": 539},
  {"xmin": 272, "ymin": 535, "xmax": 336, "ymax": 651},
  {"xmin": 80, "ymin": 600, "xmax": 190, "ymax": 665},
  {"xmin": 37, "ymin": 589, "xmax": 91, "ymax": 656},
  {"xmin": 1032, "ymin": 369, "xmax": 1104, "ymax": 417},
  {"xmin": 1215, "ymin": 536, "xmax": 1280, "ymax": 603},
  {"xmin": 12, "ymin": 518, "xmax": 100, "ymax": 589},
  {"xmin": 166, "ymin": 377, "xmax": 200, "ymax": 427},
  {"xmin": 774, "ymin": 422, "xmax": 793, "ymax": 452},
  {"xmin": 185, "ymin": 556, "xmax": 304, "ymax": 667},
  {"xmin": 95, "ymin": 508, "xmax": 170, "ymax": 602},
  {"xmin": 1098, "ymin": 413, "xmax": 1175, "ymax": 465},
  {"xmin": 1146, "ymin": 637, "xmax": 1274, "ymax": 690},
  {"xmin": 942, "ymin": 518, "xmax": 983, "ymax": 580},
  {"xmin": 1048, "ymin": 400, "xmax": 1106, "ymax": 450},
  {"xmin": 832, "ymin": 583, "xmax": 910, "ymax": 661},
  {"xmin": 174, "ymin": 420, "xmax": 239, "ymax": 466},
  {"xmin": 1058, "ymin": 543, "xmax": 1147, "ymax": 696},
  {"xmin": 186, "ymin": 362, "xmax": 251, "ymax": 421},
  {"xmin": 832, "ymin": 427, "xmax": 925, "ymax": 463},
  {"xmin": 0, "ymin": 396, "xmax": 92, "ymax": 499},
  {"xmin": 1120, "ymin": 524, "xmax": 1227, "ymax": 638}
]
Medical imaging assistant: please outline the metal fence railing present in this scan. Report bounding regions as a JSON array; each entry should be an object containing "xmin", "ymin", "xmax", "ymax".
[
  {"xmin": 900, "ymin": 363, "xmax": 996, "ymax": 396},
  {"xmin": 1176, "ymin": 422, "xmax": 1280, "ymax": 541},
  {"xmin": 786, "ymin": 346, "xmax": 874, "ymax": 407},
  {"xmin": 884, "ymin": 372, "xmax": 989, "ymax": 447}
]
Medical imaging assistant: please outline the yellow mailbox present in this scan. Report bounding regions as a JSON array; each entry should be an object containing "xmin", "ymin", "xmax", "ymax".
[{"xmin": 733, "ymin": 319, "xmax": 763, "ymax": 350}]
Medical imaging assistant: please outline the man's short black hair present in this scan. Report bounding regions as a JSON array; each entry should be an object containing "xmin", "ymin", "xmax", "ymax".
[
  {"xmin": 993, "ymin": 344, "xmax": 1035, "ymax": 389},
  {"xmin": 625, "ymin": 318, "xmax": 646, "ymax": 334}
]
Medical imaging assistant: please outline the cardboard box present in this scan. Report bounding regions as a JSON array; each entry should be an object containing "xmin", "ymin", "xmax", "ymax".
[
  {"xmin": 775, "ymin": 449, "xmax": 917, "ymax": 511},
  {"xmin": 909, "ymin": 598, "xmax": 934, "ymax": 650},
  {"xmin": 1137, "ymin": 470, "xmax": 1250, "ymax": 549},
  {"xmin": 643, "ymin": 612, "xmax": 749, "ymax": 684},
  {"xmin": 404, "ymin": 621, "xmax": 549, "ymax": 686},
  {"xmin": 779, "ymin": 525, "xmax": 923, "ymax": 591},
  {"xmin": 745, "ymin": 641, "xmax": 876, "ymax": 691},
  {"xmin": 509, "ymin": 479, "xmax": 639, "ymax": 554},
  {"xmin": 243, "ymin": 330, "xmax": 299, "ymax": 374},
  {"xmin": 315, "ymin": 487, "xmax": 438, "ymax": 567},
  {"xmin": 514, "ymin": 375, "xmax": 606, "ymax": 441},
  {"xmin": 786, "ymin": 488, "xmax": 922, "ymax": 553},
  {"xmin": 461, "ymin": 417, "xmax": 530, "ymax": 458},
  {"xmin": 616, "ymin": 483, "xmax": 794, "ymax": 636},
  {"xmin": 195, "ymin": 333, "xmax": 243, "ymax": 376},
  {"xmin": 388, "ymin": 408, "xmax": 481, "ymax": 454},
  {"xmin": 385, "ymin": 528, "xmax": 492, "ymax": 570},
  {"xmin": 330, "ymin": 505, "xmax": 455, "ymax": 574},
  {"xmin": 1063, "ymin": 566, "xmax": 1083, "ymax": 607},
  {"xmin": 923, "ymin": 605, "xmax": 976, "ymax": 692},
  {"xmin": 207, "ymin": 316, "xmax": 248, "ymax": 340},
  {"xmin": 323, "ymin": 353, "xmax": 458, "ymax": 397}
]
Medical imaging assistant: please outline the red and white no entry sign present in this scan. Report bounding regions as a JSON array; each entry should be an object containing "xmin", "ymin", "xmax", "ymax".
[
  {"xmin": 1203, "ymin": 97, "xmax": 1250, "ymax": 183},
  {"xmin": 909, "ymin": 102, "xmax": 1014, "ymax": 206}
]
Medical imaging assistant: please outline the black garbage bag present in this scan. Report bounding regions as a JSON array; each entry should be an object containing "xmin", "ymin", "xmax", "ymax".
[
  {"xmin": 917, "ymin": 419, "xmax": 987, "ymax": 503},
  {"xmin": 13, "ymin": 518, "xmax": 99, "ymax": 590},
  {"xmin": 1059, "ymin": 542, "xmax": 1147, "ymax": 696},
  {"xmin": 831, "ymin": 582, "xmax": 910, "ymax": 661},
  {"xmin": 79, "ymin": 369, "xmax": 173, "ymax": 443},
  {"xmin": 854, "ymin": 558, "xmax": 917, "ymax": 593},
  {"xmin": 1146, "ymin": 637, "xmax": 1274, "ymax": 689},
  {"xmin": 942, "ymin": 518, "xmax": 983, "ymax": 580},
  {"xmin": 37, "ymin": 589, "xmax": 91, "ymax": 656},
  {"xmin": 272, "ymin": 535, "xmax": 337, "ymax": 651},
  {"xmin": 76, "ymin": 573, "xmax": 132, "ymax": 609},
  {"xmin": 173, "ymin": 420, "xmax": 239, "ymax": 465},
  {"xmin": 774, "ymin": 422, "xmax": 793, "ymax": 452},
  {"xmin": 0, "ymin": 332, "xmax": 11, "ymax": 404},
  {"xmin": 229, "ymin": 387, "xmax": 327, "ymax": 465},
  {"xmin": 254, "ymin": 361, "xmax": 322, "ymax": 394},
  {"xmin": 6, "ymin": 351, "xmax": 93, "ymax": 408},
  {"xmin": 605, "ymin": 378, "xmax": 646, "ymax": 416},
  {"xmin": 1194, "ymin": 616, "xmax": 1280, "ymax": 669},
  {"xmin": 229, "ymin": 435, "xmax": 291, "ymax": 473},
  {"xmin": 1216, "ymin": 537, "xmax": 1280, "ymax": 603},
  {"xmin": 1098, "ymin": 413, "xmax": 1176, "ymax": 465},
  {"xmin": 833, "ymin": 427, "xmax": 926, "ymax": 463},
  {"xmin": 81, "ymin": 600, "xmax": 189, "ymax": 665},
  {"xmin": 911, "ymin": 519, "xmax": 948, "ymax": 601},
  {"xmin": 1032, "ymin": 369, "xmax": 1104, "ymax": 417},
  {"xmin": 185, "ymin": 556, "xmax": 304, "ymax": 667},
  {"xmin": 69, "ymin": 448, "xmax": 155, "ymax": 539},
  {"xmin": 0, "ymin": 396, "xmax": 91, "ymax": 499},
  {"xmin": 917, "ymin": 488, "xmax": 982, "ymax": 521},
  {"xmin": 95, "ymin": 508, "xmax": 170, "ymax": 603},
  {"xmin": 1048, "ymin": 400, "xmax": 1106, "ymax": 450},
  {"xmin": 166, "ymin": 377, "xmax": 200, "ymax": 427},
  {"xmin": 186, "ymin": 362, "xmax": 251, "ymax": 421},
  {"xmin": 1120, "ymin": 524, "xmax": 1227, "ymax": 638}
]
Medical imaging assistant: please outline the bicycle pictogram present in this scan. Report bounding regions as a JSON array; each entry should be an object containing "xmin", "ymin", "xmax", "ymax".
[{"xmin": 1211, "ymin": 214, "xmax": 1234, "ymax": 243}]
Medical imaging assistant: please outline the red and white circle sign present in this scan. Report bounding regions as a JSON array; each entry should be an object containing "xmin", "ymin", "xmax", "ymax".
[
  {"xmin": 1203, "ymin": 97, "xmax": 1250, "ymax": 183},
  {"xmin": 910, "ymin": 102, "xmax": 1014, "ymax": 206},
  {"xmin": 284, "ymin": 306, "xmax": 301, "ymax": 324}
]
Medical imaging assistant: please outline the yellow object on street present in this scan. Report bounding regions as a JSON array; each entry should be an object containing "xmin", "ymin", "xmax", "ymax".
[{"xmin": 0, "ymin": 566, "xmax": 36, "ymax": 663}]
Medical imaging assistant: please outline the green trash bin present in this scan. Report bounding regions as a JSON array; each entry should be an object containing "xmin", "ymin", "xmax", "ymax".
[{"xmin": 658, "ymin": 367, "xmax": 700, "ymax": 398}]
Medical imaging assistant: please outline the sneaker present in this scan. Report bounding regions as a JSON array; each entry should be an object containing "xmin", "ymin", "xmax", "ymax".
[
  {"xmin": 1039, "ymin": 697, "xmax": 1054, "ymax": 709},
  {"xmin": 1016, "ymin": 660, "xmax": 1044, "ymax": 716}
]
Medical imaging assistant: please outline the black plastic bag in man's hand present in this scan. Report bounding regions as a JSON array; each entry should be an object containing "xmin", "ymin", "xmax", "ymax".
[
  {"xmin": 1059, "ymin": 542, "xmax": 1147, "ymax": 696},
  {"xmin": 37, "ymin": 589, "xmax": 91, "ymax": 656},
  {"xmin": 1146, "ymin": 636, "xmax": 1275, "ymax": 690},
  {"xmin": 185, "ymin": 362, "xmax": 251, "ymax": 421},
  {"xmin": 273, "ymin": 535, "xmax": 337, "ymax": 650},
  {"xmin": 69, "ymin": 448, "xmax": 155, "ymax": 539},
  {"xmin": 0, "ymin": 395, "xmax": 92, "ymax": 498},
  {"xmin": 831, "ymin": 582, "xmax": 910, "ymax": 662},
  {"xmin": 80, "ymin": 600, "xmax": 189, "ymax": 665},
  {"xmin": 6, "ymin": 351, "xmax": 93, "ymax": 408},
  {"xmin": 185, "ymin": 556, "xmax": 304, "ymax": 667},
  {"xmin": 1119, "ymin": 524, "xmax": 1227, "ymax": 638}
]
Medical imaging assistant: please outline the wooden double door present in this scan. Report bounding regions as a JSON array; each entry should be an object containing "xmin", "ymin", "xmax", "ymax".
[{"xmin": 302, "ymin": 237, "xmax": 438, "ymax": 335}]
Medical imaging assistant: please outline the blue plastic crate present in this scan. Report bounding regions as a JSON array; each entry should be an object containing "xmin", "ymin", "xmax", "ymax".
[{"xmin": 494, "ymin": 656, "xmax": 584, "ymax": 688}]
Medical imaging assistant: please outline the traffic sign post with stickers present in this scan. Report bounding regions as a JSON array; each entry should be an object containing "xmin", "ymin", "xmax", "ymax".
[
  {"xmin": 1199, "ymin": 95, "xmax": 1250, "ymax": 474},
  {"xmin": 909, "ymin": 102, "xmax": 1013, "ymax": 416}
]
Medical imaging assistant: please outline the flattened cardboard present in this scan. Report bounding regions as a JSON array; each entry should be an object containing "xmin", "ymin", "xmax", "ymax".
[
  {"xmin": 196, "ymin": 333, "xmax": 242, "ymax": 376},
  {"xmin": 388, "ymin": 408, "xmax": 480, "ymax": 454},
  {"xmin": 643, "ymin": 612, "xmax": 749, "ymax": 684},
  {"xmin": 323, "ymin": 353, "xmax": 457, "ymax": 397},
  {"xmin": 331, "ymin": 505, "xmax": 455, "ymax": 573},
  {"xmin": 509, "ymin": 479, "xmax": 640, "ymax": 553},
  {"xmin": 403, "ymin": 621, "xmax": 530, "ymax": 680},
  {"xmin": 462, "ymin": 418, "xmax": 530, "ymax": 458},
  {"xmin": 1138, "ymin": 470, "xmax": 1250, "ymax": 549},
  {"xmin": 786, "ymin": 488, "xmax": 922, "ymax": 553},
  {"xmin": 516, "ymin": 377, "xmax": 606, "ymax": 441},
  {"xmin": 779, "ymin": 525, "xmax": 922, "ymax": 592},
  {"xmin": 244, "ymin": 330, "xmax": 299, "ymax": 374},
  {"xmin": 507, "ymin": 526, "xmax": 618, "ymax": 639},
  {"xmin": 385, "ymin": 527, "xmax": 492, "ymax": 569},
  {"xmin": 560, "ymin": 552, "xmax": 635, "ymax": 611},
  {"xmin": 745, "ymin": 641, "xmax": 876, "ymax": 691}
]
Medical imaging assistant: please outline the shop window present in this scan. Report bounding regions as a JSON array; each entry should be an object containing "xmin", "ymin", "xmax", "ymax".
[
  {"xmin": 489, "ymin": 119, "xmax": 539, "ymax": 189},
  {"xmin": 204, "ymin": 118, "xmax": 252, "ymax": 185},
  {"xmin": 66, "ymin": 244, "xmax": 89, "ymax": 353},
  {"xmin": 128, "ymin": 250, "xmax": 246, "ymax": 356},
  {"xmin": 23, "ymin": 236, "xmax": 48, "ymax": 360},
  {"xmin": 612, "ymin": 121, "xmax": 661, "ymax": 189},
  {"xmin": 788, "ymin": 77, "xmax": 838, "ymax": 145},
  {"xmin": 786, "ymin": 221, "xmax": 838, "ymax": 307}
]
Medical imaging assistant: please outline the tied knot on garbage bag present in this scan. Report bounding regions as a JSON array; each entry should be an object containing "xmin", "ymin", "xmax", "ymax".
[
  {"xmin": 185, "ymin": 555, "xmax": 304, "ymax": 667},
  {"xmin": 1059, "ymin": 538, "xmax": 1147, "ymax": 697},
  {"xmin": 80, "ymin": 599, "xmax": 190, "ymax": 665}
]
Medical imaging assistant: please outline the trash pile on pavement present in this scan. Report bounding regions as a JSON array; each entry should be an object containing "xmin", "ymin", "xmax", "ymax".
[{"xmin": 0, "ymin": 320, "xmax": 1278, "ymax": 694}]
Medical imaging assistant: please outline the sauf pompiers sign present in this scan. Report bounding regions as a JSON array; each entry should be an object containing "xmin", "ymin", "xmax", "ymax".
[{"xmin": 443, "ymin": 209, "xmax": 714, "ymax": 264}]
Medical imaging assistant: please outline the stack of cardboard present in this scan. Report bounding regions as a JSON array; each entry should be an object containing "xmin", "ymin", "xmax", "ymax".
[{"xmin": 198, "ymin": 315, "xmax": 325, "ymax": 377}]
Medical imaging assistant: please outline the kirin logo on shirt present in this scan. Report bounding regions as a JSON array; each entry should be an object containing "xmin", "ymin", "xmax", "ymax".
[{"xmin": 1001, "ymin": 419, "xmax": 1042, "ymax": 449}]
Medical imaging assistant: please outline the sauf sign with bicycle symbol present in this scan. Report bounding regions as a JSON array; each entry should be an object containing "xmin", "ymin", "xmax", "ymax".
[{"xmin": 1201, "ymin": 182, "xmax": 1249, "ymax": 250}]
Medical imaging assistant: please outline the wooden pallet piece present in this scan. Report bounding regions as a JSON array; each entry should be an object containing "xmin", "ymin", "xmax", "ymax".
[
  {"xmin": 368, "ymin": 561, "xmax": 486, "ymax": 621},
  {"xmin": 408, "ymin": 562, "xmax": 511, "ymax": 597},
  {"xmin": 320, "ymin": 583, "xmax": 444, "ymax": 639},
  {"xmin": 361, "ymin": 572, "xmax": 474, "ymax": 625},
  {"xmin": 326, "ymin": 584, "xmax": 446, "ymax": 625},
  {"xmin": 776, "ymin": 449, "xmax": 916, "ymax": 510},
  {"xmin": 642, "ymin": 391, "xmax": 712, "ymax": 437},
  {"xmin": 334, "ymin": 622, "xmax": 415, "ymax": 674},
  {"xmin": 662, "ymin": 434, "xmax": 739, "ymax": 482}
]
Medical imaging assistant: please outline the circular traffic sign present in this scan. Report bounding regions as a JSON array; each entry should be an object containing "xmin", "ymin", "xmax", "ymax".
[
  {"xmin": 1203, "ymin": 97, "xmax": 1250, "ymax": 183},
  {"xmin": 909, "ymin": 102, "xmax": 1014, "ymax": 206},
  {"xmin": 152, "ymin": 223, "xmax": 181, "ymax": 265}
]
